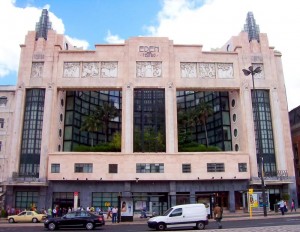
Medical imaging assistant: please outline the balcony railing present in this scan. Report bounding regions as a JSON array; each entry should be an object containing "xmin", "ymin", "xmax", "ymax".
[
  {"xmin": 10, "ymin": 172, "xmax": 45, "ymax": 183},
  {"xmin": 255, "ymin": 170, "xmax": 291, "ymax": 181}
]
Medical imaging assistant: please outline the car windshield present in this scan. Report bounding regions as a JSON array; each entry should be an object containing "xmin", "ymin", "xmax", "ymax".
[{"xmin": 162, "ymin": 208, "xmax": 174, "ymax": 216}]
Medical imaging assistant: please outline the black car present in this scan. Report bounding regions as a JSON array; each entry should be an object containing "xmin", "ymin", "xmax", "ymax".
[{"xmin": 44, "ymin": 211, "xmax": 105, "ymax": 231}]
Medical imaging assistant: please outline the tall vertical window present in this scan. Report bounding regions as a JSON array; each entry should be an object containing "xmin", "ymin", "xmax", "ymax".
[
  {"xmin": 134, "ymin": 89, "xmax": 166, "ymax": 152},
  {"xmin": 0, "ymin": 118, "xmax": 4, "ymax": 128},
  {"xmin": 19, "ymin": 89, "xmax": 45, "ymax": 177},
  {"xmin": 252, "ymin": 90, "xmax": 276, "ymax": 175},
  {"xmin": 0, "ymin": 141, "xmax": 2, "ymax": 152}
]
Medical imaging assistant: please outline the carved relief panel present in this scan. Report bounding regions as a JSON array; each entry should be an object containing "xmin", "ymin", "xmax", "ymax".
[
  {"xmin": 31, "ymin": 62, "xmax": 44, "ymax": 78},
  {"xmin": 217, "ymin": 63, "xmax": 233, "ymax": 79},
  {"xmin": 63, "ymin": 62, "xmax": 118, "ymax": 78},
  {"xmin": 181, "ymin": 62, "xmax": 234, "ymax": 79},
  {"xmin": 136, "ymin": 61, "xmax": 162, "ymax": 78},
  {"xmin": 101, "ymin": 62, "xmax": 118, "ymax": 78},
  {"xmin": 82, "ymin": 62, "xmax": 99, "ymax": 78},
  {"xmin": 181, "ymin": 63, "xmax": 197, "ymax": 78},
  {"xmin": 63, "ymin": 62, "xmax": 80, "ymax": 78},
  {"xmin": 199, "ymin": 63, "xmax": 216, "ymax": 78}
]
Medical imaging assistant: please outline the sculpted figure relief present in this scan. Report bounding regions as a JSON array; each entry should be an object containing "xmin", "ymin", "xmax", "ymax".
[
  {"xmin": 199, "ymin": 63, "xmax": 216, "ymax": 78},
  {"xmin": 101, "ymin": 62, "xmax": 118, "ymax": 78},
  {"xmin": 180, "ymin": 63, "xmax": 197, "ymax": 78},
  {"xmin": 82, "ymin": 62, "xmax": 99, "ymax": 78},
  {"xmin": 31, "ymin": 62, "xmax": 44, "ymax": 78},
  {"xmin": 63, "ymin": 62, "xmax": 80, "ymax": 78},
  {"xmin": 217, "ymin": 63, "xmax": 233, "ymax": 79},
  {"xmin": 136, "ymin": 61, "xmax": 162, "ymax": 78}
]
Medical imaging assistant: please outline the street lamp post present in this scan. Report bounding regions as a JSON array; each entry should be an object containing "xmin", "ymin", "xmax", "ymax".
[{"xmin": 242, "ymin": 66, "xmax": 267, "ymax": 217}]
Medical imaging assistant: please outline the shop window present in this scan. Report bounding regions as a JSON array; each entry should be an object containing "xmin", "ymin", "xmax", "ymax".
[{"xmin": 15, "ymin": 191, "xmax": 39, "ymax": 210}]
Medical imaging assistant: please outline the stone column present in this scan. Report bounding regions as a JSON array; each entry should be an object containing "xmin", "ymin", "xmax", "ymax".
[
  {"xmin": 39, "ymin": 85, "xmax": 53, "ymax": 180},
  {"xmin": 123, "ymin": 85, "xmax": 133, "ymax": 153},
  {"xmin": 270, "ymin": 89, "xmax": 286, "ymax": 170},
  {"xmin": 190, "ymin": 190, "xmax": 196, "ymax": 204},
  {"xmin": 228, "ymin": 189, "xmax": 236, "ymax": 212},
  {"xmin": 8, "ymin": 86, "xmax": 24, "ymax": 177},
  {"xmin": 165, "ymin": 84, "xmax": 176, "ymax": 153}
]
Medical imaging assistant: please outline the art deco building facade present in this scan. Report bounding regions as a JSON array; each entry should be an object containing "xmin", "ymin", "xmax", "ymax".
[{"xmin": 0, "ymin": 10, "xmax": 296, "ymax": 215}]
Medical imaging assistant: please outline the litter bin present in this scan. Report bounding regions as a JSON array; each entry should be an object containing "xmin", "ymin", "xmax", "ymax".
[{"xmin": 274, "ymin": 203, "xmax": 278, "ymax": 212}]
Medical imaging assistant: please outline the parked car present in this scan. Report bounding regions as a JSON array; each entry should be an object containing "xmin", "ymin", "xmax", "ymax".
[
  {"xmin": 148, "ymin": 203, "xmax": 208, "ymax": 230},
  {"xmin": 44, "ymin": 211, "xmax": 105, "ymax": 231},
  {"xmin": 7, "ymin": 210, "xmax": 47, "ymax": 223}
]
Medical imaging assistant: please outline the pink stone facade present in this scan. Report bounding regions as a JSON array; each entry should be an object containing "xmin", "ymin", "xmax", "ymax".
[{"xmin": 0, "ymin": 27, "xmax": 296, "ymax": 213}]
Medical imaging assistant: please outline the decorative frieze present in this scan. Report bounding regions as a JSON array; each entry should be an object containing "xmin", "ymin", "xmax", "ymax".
[
  {"xmin": 217, "ymin": 63, "xmax": 233, "ymax": 79},
  {"xmin": 181, "ymin": 62, "xmax": 234, "ymax": 79},
  {"xmin": 180, "ymin": 63, "xmax": 197, "ymax": 78},
  {"xmin": 31, "ymin": 62, "xmax": 44, "ymax": 78},
  {"xmin": 82, "ymin": 62, "xmax": 99, "ymax": 78},
  {"xmin": 101, "ymin": 62, "xmax": 118, "ymax": 78},
  {"xmin": 63, "ymin": 61, "xmax": 118, "ymax": 78},
  {"xmin": 199, "ymin": 63, "xmax": 216, "ymax": 78},
  {"xmin": 63, "ymin": 62, "xmax": 80, "ymax": 78},
  {"xmin": 136, "ymin": 61, "xmax": 162, "ymax": 78}
]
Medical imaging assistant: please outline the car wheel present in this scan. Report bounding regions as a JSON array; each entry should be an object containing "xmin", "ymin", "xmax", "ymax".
[
  {"xmin": 8, "ymin": 218, "xmax": 15, "ymax": 223},
  {"xmin": 32, "ymin": 218, "xmax": 38, "ymax": 223},
  {"xmin": 196, "ymin": 222, "xmax": 205, "ymax": 230},
  {"xmin": 48, "ymin": 222, "xmax": 56, "ymax": 231},
  {"xmin": 156, "ymin": 222, "xmax": 166, "ymax": 231},
  {"xmin": 86, "ymin": 222, "xmax": 94, "ymax": 230}
]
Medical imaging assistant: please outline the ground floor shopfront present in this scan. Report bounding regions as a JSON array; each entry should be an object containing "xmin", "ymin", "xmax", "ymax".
[{"xmin": 3, "ymin": 180, "xmax": 292, "ymax": 219}]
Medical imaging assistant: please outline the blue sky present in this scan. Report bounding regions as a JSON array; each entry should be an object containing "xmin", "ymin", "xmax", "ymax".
[{"xmin": 0, "ymin": 0, "xmax": 300, "ymax": 110}]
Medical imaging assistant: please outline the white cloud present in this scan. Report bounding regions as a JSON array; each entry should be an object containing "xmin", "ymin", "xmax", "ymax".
[
  {"xmin": 105, "ymin": 30, "xmax": 125, "ymax": 44},
  {"xmin": 0, "ymin": 0, "xmax": 88, "ymax": 82},
  {"xmin": 65, "ymin": 36, "xmax": 89, "ymax": 50},
  {"xmin": 147, "ymin": 0, "xmax": 300, "ymax": 110}
]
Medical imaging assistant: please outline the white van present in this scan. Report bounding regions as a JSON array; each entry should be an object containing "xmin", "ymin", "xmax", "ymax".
[{"xmin": 147, "ymin": 203, "xmax": 208, "ymax": 231}]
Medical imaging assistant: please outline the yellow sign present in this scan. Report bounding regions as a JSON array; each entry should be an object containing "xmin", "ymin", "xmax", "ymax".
[{"xmin": 249, "ymin": 188, "xmax": 253, "ymax": 194}]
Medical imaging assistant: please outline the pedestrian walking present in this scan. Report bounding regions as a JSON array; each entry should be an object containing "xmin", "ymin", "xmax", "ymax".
[
  {"xmin": 291, "ymin": 199, "xmax": 296, "ymax": 212},
  {"xmin": 213, "ymin": 203, "xmax": 223, "ymax": 229},
  {"xmin": 112, "ymin": 206, "xmax": 118, "ymax": 223},
  {"xmin": 278, "ymin": 200, "xmax": 285, "ymax": 215},
  {"xmin": 107, "ymin": 206, "xmax": 112, "ymax": 219}
]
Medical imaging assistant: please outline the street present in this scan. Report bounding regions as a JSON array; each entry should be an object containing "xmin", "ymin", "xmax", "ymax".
[{"xmin": 0, "ymin": 216, "xmax": 300, "ymax": 232}]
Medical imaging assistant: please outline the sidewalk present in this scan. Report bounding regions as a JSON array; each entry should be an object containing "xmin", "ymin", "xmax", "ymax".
[
  {"xmin": 222, "ymin": 209, "xmax": 300, "ymax": 221},
  {"xmin": 104, "ymin": 210, "xmax": 300, "ymax": 225}
]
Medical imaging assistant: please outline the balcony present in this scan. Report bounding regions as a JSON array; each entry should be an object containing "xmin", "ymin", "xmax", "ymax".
[
  {"xmin": 251, "ymin": 170, "xmax": 293, "ymax": 185},
  {"xmin": 7, "ymin": 172, "xmax": 47, "ymax": 185}
]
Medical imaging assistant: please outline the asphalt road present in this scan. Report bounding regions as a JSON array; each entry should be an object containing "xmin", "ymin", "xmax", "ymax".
[{"xmin": 0, "ymin": 216, "xmax": 300, "ymax": 232}]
